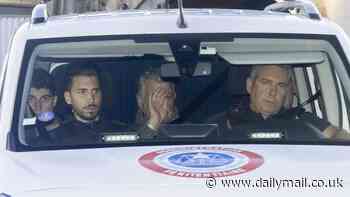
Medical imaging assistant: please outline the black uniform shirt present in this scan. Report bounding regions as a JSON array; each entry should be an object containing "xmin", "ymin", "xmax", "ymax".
[
  {"xmin": 208, "ymin": 104, "xmax": 331, "ymax": 134},
  {"xmin": 51, "ymin": 117, "xmax": 128, "ymax": 145}
]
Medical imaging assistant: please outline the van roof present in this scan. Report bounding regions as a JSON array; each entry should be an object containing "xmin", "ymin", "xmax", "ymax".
[{"xmin": 23, "ymin": 9, "xmax": 340, "ymax": 40}]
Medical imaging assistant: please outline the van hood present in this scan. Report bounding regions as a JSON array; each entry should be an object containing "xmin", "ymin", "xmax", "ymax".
[{"xmin": 1, "ymin": 144, "xmax": 349, "ymax": 196}]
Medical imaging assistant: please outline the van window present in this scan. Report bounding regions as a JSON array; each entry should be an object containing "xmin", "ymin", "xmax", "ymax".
[{"xmin": 13, "ymin": 35, "xmax": 350, "ymax": 150}]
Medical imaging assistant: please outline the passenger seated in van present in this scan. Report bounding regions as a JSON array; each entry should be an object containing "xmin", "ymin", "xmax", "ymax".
[
  {"xmin": 26, "ymin": 69, "xmax": 61, "ymax": 143},
  {"xmin": 51, "ymin": 64, "xmax": 128, "ymax": 144},
  {"xmin": 136, "ymin": 69, "xmax": 178, "ymax": 139},
  {"xmin": 209, "ymin": 64, "xmax": 350, "ymax": 139}
]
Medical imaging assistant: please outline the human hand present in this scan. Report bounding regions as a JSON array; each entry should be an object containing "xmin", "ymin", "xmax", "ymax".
[{"xmin": 148, "ymin": 82, "xmax": 176, "ymax": 130}]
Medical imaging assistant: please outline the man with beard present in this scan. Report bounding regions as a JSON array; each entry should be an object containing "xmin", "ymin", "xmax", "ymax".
[{"xmin": 51, "ymin": 64, "xmax": 127, "ymax": 145}]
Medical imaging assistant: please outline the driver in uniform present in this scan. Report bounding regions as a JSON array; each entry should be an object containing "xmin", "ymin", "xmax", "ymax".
[{"xmin": 209, "ymin": 64, "xmax": 350, "ymax": 139}]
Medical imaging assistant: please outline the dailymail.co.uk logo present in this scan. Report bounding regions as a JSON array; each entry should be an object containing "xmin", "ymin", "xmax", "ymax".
[{"xmin": 138, "ymin": 147, "xmax": 264, "ymax": 178}]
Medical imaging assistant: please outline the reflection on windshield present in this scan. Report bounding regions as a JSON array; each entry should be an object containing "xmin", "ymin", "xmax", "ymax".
[
  {"xmin": 23, "ymin": 60, "xmax": 350, "ymax": 147},
  {"xmin": 21, "ymin": 40, "xmax": 350, "ymax": 148}
]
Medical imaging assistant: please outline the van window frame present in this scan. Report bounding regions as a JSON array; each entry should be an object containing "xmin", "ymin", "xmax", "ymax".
[{"xmin": 8, "ymin": 33, "xmax": 350, "ymax": 152}]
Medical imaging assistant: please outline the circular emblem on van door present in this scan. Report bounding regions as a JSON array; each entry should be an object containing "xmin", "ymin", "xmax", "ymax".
[{"xmin": 138, "ymin": 147, "xmax": 264, "ymax": 178}]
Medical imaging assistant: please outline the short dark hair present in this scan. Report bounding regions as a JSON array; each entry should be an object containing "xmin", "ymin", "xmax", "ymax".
[
  {"xmin": 65, "ymin": 63, "xmax": 100, "ymax": 91},
  {"xmin": 31, "ymin": 68, "xmax": 55, "ymax": 95}
]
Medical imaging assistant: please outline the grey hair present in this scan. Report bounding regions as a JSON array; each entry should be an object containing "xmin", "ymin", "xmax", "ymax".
[
  {"xmin": 135, "ymin": 69, "xmax": 162, "ymax": 124},
  {"xmin": 249, "ymin": 65, "xmax": 296, "ymax": 109},
  {"xmin": 249, "ymin": 65, "xmax": 294, "ymax": 83},
  {"xmin": 136, "ymin": 69, "xmax": 162, "ymax": 103},
  {"xmin": 135, "ymin": 68, "xmax": 178, "ymax": 124}
]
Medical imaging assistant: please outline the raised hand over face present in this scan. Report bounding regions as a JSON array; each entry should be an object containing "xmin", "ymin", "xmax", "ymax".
[{"xmin": 147, "ymin": 80, "xmax": 177, "ymax": 130}]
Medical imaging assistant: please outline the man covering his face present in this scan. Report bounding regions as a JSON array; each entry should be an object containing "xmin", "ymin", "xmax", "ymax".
[
  {"xmin": 136, "ymin": 70, "xmax": 177, "ymax": 137},
  {"xmin": 136, "ymin": 69, "xmax": 177, "ymax": 138}
]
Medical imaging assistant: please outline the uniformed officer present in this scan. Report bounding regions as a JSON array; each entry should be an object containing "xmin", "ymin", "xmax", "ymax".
[
  {"xmin": 209, "ymin": 64, "xmax": 350, "ymax": 139},
  {"xmin": 51, "ymin": 64, "xmax": 127, "ymax": 145}
]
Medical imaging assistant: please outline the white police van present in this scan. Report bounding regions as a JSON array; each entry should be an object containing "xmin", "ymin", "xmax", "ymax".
[{"xmin": 0, "ymin": 0, "xmax": 350, "ymax": 196}]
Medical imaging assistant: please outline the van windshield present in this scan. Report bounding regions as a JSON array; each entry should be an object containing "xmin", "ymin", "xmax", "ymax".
[{"xmin": 17, "ymin": 36, "xmax": 350, "ymax": 150}]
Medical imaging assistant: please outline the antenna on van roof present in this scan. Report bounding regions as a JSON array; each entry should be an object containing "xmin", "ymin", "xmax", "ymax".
[
  {"xmin": 177, "ymin": 0, "xmax": 187, "ymax": 28},
  {"xmin": 265, "ymin": 0, "xmax": 321, "ymax": 20}
]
